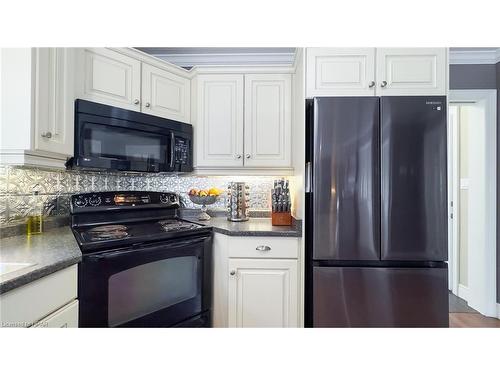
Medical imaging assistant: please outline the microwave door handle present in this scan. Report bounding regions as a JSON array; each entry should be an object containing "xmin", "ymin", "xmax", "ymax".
[{"xmin": 170, "ymin": 132, "xmax": 176, "ymax": 169}]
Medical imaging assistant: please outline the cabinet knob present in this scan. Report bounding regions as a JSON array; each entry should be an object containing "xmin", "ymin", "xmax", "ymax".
[
  {"xmin": 230, "ymin": 270, "xmax": 236, "ymax": 276},
  {"xmin": 134, "ymin": 99, "xmax": 140, "ymax": 105},
  {"xmin": 41, "ymin": 132, "xmax": 52, "ymax": 139},
  {"xmin": 380, "ymin": 80, "xmax": 388, "ymax": 88},
  {"xmin": 145, "ymin": 102, "xmax": 151, "ymax": 108},
  {"xmin": 256, "ymin": 245, "xmax": 271, "ymax": 251},
  {"xmin": 245, "ymin": 154, "xmax": 251, "ymax": 159},
  {"xmin": 236, "ymin": 154, "xmax": 242, "ymax": 159},
  {"xmin": 368, "ymin": 81, "xmax": 375, "ymax": 88}
]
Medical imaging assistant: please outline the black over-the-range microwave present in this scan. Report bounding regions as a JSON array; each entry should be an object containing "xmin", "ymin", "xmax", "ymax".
[{"xmin": 66, "ymin": 99, "xmax": 193, "ymax": 173}]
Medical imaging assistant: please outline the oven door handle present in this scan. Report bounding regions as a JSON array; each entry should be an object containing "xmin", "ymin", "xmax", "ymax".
[
  {"xmin": 169, "ymin": 132, "xmax": 176, "ymax": 170},
  {"xmin": 89, "ymin": 236, "xmax": 210, "ymax": 260}
]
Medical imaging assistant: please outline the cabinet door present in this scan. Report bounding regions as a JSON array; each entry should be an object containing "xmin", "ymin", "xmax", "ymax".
[
  {"xmin": 244, "ymin": 74, "xmax": 291, "ymax": 168},
  {"xmin": 77, "ymin": 48, "xmax": 141, "ymax": 111},
  {"xmin": 306, "ymin": 48, "xmax": 376, "ymax": 97},
  {"xmin": 228, "ymin": 258, "xmax": 298, "ymax": 328},
  {"xmin": 141, "ymin": 63, "xmax": 190, "ymax": 122},
  {"xmin": 34, "ymin": 48, "xmax": 75, "ymax": 156},
  {"xmin": 34, "ymin": 300, "xmax": 79, "ymax": 328},
  {"xmin": 376, "ymin": 48, "xmax": 447, "ymax": 96},
  {"xmin": 195, "ymin": 75, "xmax": 244, "ymax": 167}
]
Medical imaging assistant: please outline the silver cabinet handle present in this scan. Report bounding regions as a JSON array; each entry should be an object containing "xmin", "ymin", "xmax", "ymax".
[
  {"xmin": 230, "ymin": 270, "xmax": 236, "ymax": 276},
  {"xmin": 236, "ymin": 154, "xmax": 242, "ymax": 159},
  {"xmin": 368, "ymin": 81, "xmax": 375, "ymax": 88},
  {"xmin": 380, "ymin": 80, "xmax": 388, "ymax": 88},
  {"xmin": 41, "ymin": 132, "xmax": 52, "ymax": 139},
  {"xmin": 145, "ymin": 102, "xmax": 151, "ymax": 108},
  {"xmin": 134, "ymin": 99, "xmax": 140, "ymax": 105},
  {"xmin": 245, "ymin": 154, "xmax": 251, "ymax": 159},
  {"xmin": 256, "ymin": 245, "xmax": 271, "ymax": 251}
]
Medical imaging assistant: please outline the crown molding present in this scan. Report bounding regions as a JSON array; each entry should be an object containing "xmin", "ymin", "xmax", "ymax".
[
  {"xmin": 151, "ymin": 52, "xmax": 296, "ymax": 68},
  {"xmin": 449, "ymin": 48, "xmax": 500, "ymax": 65}
]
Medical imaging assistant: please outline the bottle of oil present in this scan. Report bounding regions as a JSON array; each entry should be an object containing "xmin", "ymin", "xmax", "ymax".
[{"xmin": 26, "ymin": 186, "xmax": 43, "ymax": 235}]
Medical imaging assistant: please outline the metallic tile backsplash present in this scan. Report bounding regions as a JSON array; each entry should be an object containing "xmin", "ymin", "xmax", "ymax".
[{"xmin": 0, "ymin": 166, "xmax": 279, "ymax": 225}]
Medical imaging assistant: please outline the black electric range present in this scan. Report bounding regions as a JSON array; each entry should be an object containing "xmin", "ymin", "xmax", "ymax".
[{"xmin": 70, "ymin": 191, "xmax": 213, "ymax": 328}]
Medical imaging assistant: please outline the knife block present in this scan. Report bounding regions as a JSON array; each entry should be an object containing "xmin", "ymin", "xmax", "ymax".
[{"xmin": 271, "ymin": 211, "xmax": 292, "ymax": 226}]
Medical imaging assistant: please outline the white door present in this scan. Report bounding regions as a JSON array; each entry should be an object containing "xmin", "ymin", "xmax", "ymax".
[
  {"xmin": 34, "ymin": 300, "xmax": 78, "ymax": 328},
  {"xmin": 376, "ymin": 48, "xmax": 447, "ymax": 96},
  {"xmin": 228, "ymin": 258, "xmax": 298, "ymax": 328},
  {"xmin": 141, "ymin": 63, "xmax": 190, "ymax": 122},
  {"xmin": 77, "ymin": 48, "xmax": 141, "ymax": 111},
  {"xmin": 34, "ymin": 48, "xmax": 75, "ymax": 156},
  {"xmin": 306, "ymin": 48, "xmax": 376, "ymax": 97},
  {"xmin": 194, "ymin": 75, "xmax": 244, "ymax": 168},
  {"xmin": 243, "ymin": 74, "xmax": 291, "ymax": 168}
]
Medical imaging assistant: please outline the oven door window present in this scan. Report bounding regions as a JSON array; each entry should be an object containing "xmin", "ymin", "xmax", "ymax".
[
  {"xmin": 81, "ymin": 123, "xmax": 169, "ymax": 166},
  {"xmin": 108, "ymin": 255, "xmax": 199, "ymax": 327}
]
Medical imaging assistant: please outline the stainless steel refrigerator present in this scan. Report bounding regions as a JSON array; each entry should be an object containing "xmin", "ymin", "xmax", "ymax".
[{"xmin": 305, "ymin": 96, "xmax": 449, "ymax": 327}]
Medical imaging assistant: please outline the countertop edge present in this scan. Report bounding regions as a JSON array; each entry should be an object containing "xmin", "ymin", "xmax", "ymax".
[
  {"xmin": 0, "ymin": 254, "xmax": 82, "ymax": 295},
  {"xmin": 211, "ymin": 226, "xmax": 302, "ymax": 237}
]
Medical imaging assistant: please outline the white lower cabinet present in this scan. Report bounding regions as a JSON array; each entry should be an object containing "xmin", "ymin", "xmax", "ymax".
[
  {"xmin": 0, "ymin": 265, "xmax": 78, "ymax": 328},
  {"xmin": 34, "ymin": 300, "xmax": 78, "ymax": 328},
  {"xmin": 212, "ymin": 233, "xmax": 300, "ymax": 328},
  {"xmin": 228, "ymin": 258, "xmax": 298, "ymax": 328}
]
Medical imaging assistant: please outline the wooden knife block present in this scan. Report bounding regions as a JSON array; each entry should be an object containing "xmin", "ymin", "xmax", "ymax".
[{"xmin": 271, "ymin": 212, "xmax": 292, "ymax": 226}]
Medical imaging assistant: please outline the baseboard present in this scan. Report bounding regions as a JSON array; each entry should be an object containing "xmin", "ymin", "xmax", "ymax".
[
  {"xmin": 497, "ymin": 303, "xmax": 500, "ymax": 319},
  {"xmin": 458, "ymin": 284, "xmax": 469, "ymax": 301}
]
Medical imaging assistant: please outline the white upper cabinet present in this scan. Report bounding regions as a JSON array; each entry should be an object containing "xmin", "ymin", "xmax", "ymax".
[
  {"xmin": 244, "ymin": 74, "xmax": 292, "ymax": 168},
  {"xmin": 194, "ymin": 73, "xmax": 292, "ymax": 171},
  {"xmin": 34, "ymin": 48, "xmax": 75, "ymax": 156},
  {"xmin": 376, "ymin": 48, "xmax": 447, "ymax": 96},
  {"xmin": 306, "ymin": 48, "xmax": 376, "ymax": 97},
  {"xmin": 141, "ymin": 63, "xmax": 190, "ymax": 122},
  {"xmin": 77, "ymin": 48, "xmax": 141, "ymax": 111},
  {"xmin": 194, "ymin": 75, "xmax": 244, "ymax": 167},
  {"xmin": 306, "ymin": 47, "xmax": 447, "ymax": 97},
  {"xmin": 228, "ymin": 258, "xmax": 298, "ymax": 328},
  {"xmin": 0, "ymin": 48, "xmax": 76, "ymax": 168}
]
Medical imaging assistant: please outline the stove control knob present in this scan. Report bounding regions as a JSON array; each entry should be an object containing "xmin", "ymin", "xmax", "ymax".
[
  {"xmin": 89, "ymin": 194, "xmax": 102, "ymax": 207},
  {"xmin": 159, "ymin": 193, "xmax": 169, "ymax": 204},
  {"xmin": 74, "ymin": 196, "xmax": 88, "ymax": 208},
  {"xmin": 169, "ymin": 195, "xmax": 177, "ymax": 203}
]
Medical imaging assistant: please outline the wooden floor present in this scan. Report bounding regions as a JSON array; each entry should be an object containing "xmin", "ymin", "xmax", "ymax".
[
  {"xmin": 449, "ymin": 313, "xmax": 500, "ymax": 328},
  {"xmin": 448, "ymin": 293, "xmax": 499, "ymax": 327}
]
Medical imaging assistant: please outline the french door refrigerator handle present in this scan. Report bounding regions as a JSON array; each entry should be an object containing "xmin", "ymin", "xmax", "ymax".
[{"xmin": 305, "ymin": 161, "xmax": 312, "ymax": 193}]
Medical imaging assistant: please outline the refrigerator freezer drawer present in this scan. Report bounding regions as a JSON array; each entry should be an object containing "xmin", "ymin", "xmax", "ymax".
[{"xmin": 313, "ymin": 266, "xmax": 449, "ymax": 327}]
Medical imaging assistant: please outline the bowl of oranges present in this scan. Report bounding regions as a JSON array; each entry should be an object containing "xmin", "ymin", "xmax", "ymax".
[{"xmin": 187, "ymin": 187, "xmax": 223, "ymax": 220}]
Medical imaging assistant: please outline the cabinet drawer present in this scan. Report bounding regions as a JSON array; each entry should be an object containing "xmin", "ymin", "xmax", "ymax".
[
  {"xmin": 34, "ymin": 300, "xmax": 78, "ymax": 328},
  {"xmin": 228, "ymin": 237, "xmax": 299, "ymax": 259},
  {"xmin": 0, "ymin": 265, "xmax": 77, "ymax": 327}
]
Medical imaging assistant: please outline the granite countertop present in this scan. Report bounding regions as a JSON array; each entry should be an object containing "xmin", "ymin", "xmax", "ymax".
[
  {"xmin": 0, "ymin": 226, "xmax": 82, "ymax": 295},
  {"xmin": 185, "ymin": 216, "xmax": 302, "ymax": 237}
]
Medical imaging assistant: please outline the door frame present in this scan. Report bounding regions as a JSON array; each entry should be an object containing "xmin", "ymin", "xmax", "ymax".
[{"xmin": 448, "ymin": 89, "xmax": 497, "ymax": 317}]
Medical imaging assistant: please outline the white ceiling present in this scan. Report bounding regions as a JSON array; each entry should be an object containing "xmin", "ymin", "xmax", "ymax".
[{"xmin": 135, "ymin": 47, "xmax": 297, "ymax": 69}]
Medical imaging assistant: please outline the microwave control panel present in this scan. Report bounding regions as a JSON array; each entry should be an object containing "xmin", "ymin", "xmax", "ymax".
[{"xmin": 174, "ymin": 138, "xmax": 190, "ymax": 165}]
